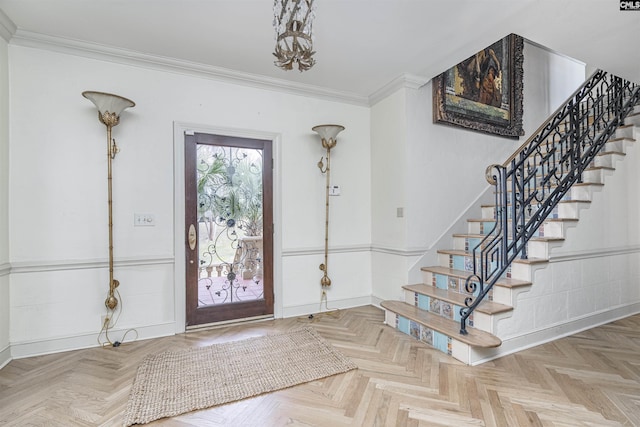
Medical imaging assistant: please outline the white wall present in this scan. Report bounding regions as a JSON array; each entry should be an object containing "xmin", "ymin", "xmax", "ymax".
[
  {"xmin": 8, "ymin": 45, "xmax": 371, "ymax": 357},
  {"xmin": 370, "ymin": 89, "xmax": 413, "ymax": 302},
  {"xmin": 0, "ymin": 33, "xmax": 10, "ymax": 367}
]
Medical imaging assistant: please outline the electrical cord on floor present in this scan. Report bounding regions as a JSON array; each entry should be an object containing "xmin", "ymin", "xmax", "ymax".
[
  {"xmin": 298, "ymin": 289, "xmax": 341, "ymax": 323},
  {"xmin": 97, "ymin": 289, "xmax": 139, "ymax": 348}
]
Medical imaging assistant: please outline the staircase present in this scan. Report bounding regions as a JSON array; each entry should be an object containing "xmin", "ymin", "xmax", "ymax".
[{"xmin": 381, "ymin": 71, "xmax": 640, "ymax": 365}]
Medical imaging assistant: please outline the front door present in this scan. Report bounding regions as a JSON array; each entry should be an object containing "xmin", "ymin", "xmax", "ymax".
[{"xmin": 185, "ymin": 132, "xmax": 273, "ymax": 327}]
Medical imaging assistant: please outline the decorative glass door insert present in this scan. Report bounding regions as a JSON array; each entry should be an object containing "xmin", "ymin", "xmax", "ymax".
[
  {"xmin": 185, "ymin": 133, "xmax": 273, "ymax": 326},
  {"xmin": 197, "ymin": 144, "xmax": 263, "ymax": 304}
]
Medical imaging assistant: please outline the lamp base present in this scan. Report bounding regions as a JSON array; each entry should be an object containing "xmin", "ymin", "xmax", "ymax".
[{"xmin": 105, "ymin": 294, "xmax": 118, "ymax": 310}]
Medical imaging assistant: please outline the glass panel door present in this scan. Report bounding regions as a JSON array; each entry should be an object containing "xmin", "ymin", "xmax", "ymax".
[{"xmin": 185, "ymin": 133, "xmax": 273, "ymax": 326}]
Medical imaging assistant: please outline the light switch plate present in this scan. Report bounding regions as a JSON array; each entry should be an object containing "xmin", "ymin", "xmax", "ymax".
[{"xmin": 134, "ymin": 213, "xmax": 156, "ymax": 226}]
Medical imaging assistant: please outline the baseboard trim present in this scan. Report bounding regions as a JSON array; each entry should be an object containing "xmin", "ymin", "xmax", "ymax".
[
  {"xmin": 470, "ymin": 302, "xmax": 640, "ymax": 365},
  {"xmin": 10, "ymin": 322, "xmax": 176, "ymax": 360},
  {"xmin": 370, "ymin": 295, "xmax": 383, "ymax": 309},
  {"xmin": 0, "ymin": 344, "xmax": 11, "ymax": 369},
  {"xmin": 282, "ymin": 296, "xmax": 372, "ymax": 319}
]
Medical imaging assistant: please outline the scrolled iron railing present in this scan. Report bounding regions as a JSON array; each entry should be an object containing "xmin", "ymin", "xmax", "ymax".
[{"xmin": 460, "ymin": 70, "xmax": 640, "ymax": 335}]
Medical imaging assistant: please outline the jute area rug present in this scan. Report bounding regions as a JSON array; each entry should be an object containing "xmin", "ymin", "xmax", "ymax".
[{"xmin": 123, "ymin": 327, "xmax": 357, "ymax": 426}]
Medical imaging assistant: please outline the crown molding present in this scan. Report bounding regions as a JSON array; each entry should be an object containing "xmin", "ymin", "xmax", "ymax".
[
  {"xmin": 9, "ymin": 30, "xmax": 370, "ymax": 106},
  {"xmin": 368, "ymin": 73, "xmax": 430, "ymax": 106},
  {"xmin": 0, "ymin": 9, "xmax": 16, "ymax": 42}
]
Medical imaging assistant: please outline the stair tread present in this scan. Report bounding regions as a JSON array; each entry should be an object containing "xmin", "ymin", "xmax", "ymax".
[
  {"xmin": 512, "ymin": 256, "xmax": 548, "ymax": 265},
  {"xmin": 607, "ymin": 135, "xmax": 636, "ymax": 143},
  {"xmin": 420, "ymin": 266, "xmax": 531, "ymax": 288},
  {"xmin": 500, "ymin": 181, "xmax": 604, "ymax": 191},
  {"xmin": 573, "ymin": 182, "xmax": 604, "ymax": 187},
  {"xmin": 480, "ymin": 199, "xmax": 592, "ymax": 208},
  {"xmin": 403, "ymin": 283, "xmax": 513, "ymax": 315},
  {"xmin": 598, "ymin": 150, "xmax": 626, "ymax": 157},
  {"xmin": 452, "ymin": 233, "xmax": 564, "ymax": 243},
  {"xmin": 381, "ymin": 300, "xmax": 502, "ymax": 348},
  {"xmin": 585, "ymin": 166, "xmax": 615, "ymax": 171},
  {"xmin": 467, "ymin": 217, "xmax": 579, "ymax": 223},
  {"xmin": 438, "ymin": 249, "xmax": 548, "ymax": 265}
]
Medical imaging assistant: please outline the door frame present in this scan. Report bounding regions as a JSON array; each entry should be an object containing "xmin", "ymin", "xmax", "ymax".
[{"xmin": 173, "ymin": 122, "xmax": 282, "ymax": 333}]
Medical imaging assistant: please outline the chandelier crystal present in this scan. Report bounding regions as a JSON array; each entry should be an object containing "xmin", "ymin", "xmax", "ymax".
[{"xmin": 273, "ymin": 0, "xmax": 316, "ymax": 72}]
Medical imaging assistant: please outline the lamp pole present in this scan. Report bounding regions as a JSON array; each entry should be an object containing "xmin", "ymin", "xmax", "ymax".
[
  {"xmin": 83, "ymin": 91, "xmax": 135, "ymax": 311},
  {"xmin": 312, "ymin": 125, "xmax": 344, "ymax": 289}
]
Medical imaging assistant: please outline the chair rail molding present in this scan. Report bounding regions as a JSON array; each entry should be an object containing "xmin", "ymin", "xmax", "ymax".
[
  {"xmin": 9, "ymin": 256, "xmax": 174, "ymax": 274},
  {"xmin": 0, "ymin": 262, "xmax": 10, "ymax": 277}
]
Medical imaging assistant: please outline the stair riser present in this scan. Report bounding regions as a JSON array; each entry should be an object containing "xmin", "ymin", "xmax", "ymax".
[
  {"xmin": 616, "ymin": 125, "xmax": 636, "ymax": 140},
  {"xmin": 439, "ymin": 251, "xmax": 537, "ymax": 283},
  {"xmin": 500, "ymin": 167, "xmax": 608, "ymax": 185},
  {"xmin": 593, "ymin": 152, "xmax": 625, "ymax": 168},
  {"xmin": 479, "ymin": 202, "xmax": 583, "ymax": 221},
  {"xmin": 604, "ymin": 139, "xmax": 626, "ymax": 154},
  {"xmin": 500, "ymin": 184, "xmax": 600, "ymax": 201},
  {"xmin": 509, "ymin": 261, "xmax": 539, "ymax": 281},
  {"xmin": 626, "ymin": 113, "xmax": 640, "ymax": 128},
  {"xmin": 404, "ymin": 291, "xmax": 473, "ymax": 326},
  {"xmin": 403, "ymin": 289, "xmax": 506, "ymax": 336},
  {"xmin": 525, "ymin": 240, "xmax": 562, "ymax": 259},
  {"xmin": 384, "ymin": 310, "xmax": 472, "ymax": 364},
  {"xmin": 466, "ymin": 220, "xmax": 560, "ymax": 238},
  {"xmin": 493, "ymin": 286, "xmax": 515, "ymax": 308},
  {"xmin": 438, "ymin": 253, "xmax": 478, "ymax": 273},
  {"xmin": 420, "ymin": 271, "xmax": 491, "ymax": 298},
  {"xmin": 467, "ymin": 220, "xmax": 497, "ymax": 235},
  {"xmin": 452, "ymin": 234, "xmax": 560, "ymax": 262},
  {"xmin": 526, "ymin": 240, "xmax": 549, "ymax": 259},
  {"xmin": 452, "ymin": 236, "xmax": 485, "ymax": 252},
  {"xmin": 581, "ymin": 169, "xmax": 604, "ymax": 184},
  {"xmin": 421, "ymin": 270, "xmax": 518, "ymax": 307}
]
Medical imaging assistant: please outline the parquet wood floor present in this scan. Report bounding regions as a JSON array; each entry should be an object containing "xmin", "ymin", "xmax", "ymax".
[{"xmin": 1, "ymin": 305, "xmax": 639, "ymax": 426}]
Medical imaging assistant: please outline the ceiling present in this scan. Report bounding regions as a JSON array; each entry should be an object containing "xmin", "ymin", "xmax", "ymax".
[{"xmin": 0, "ymin": 0, "xmax": 638, "ymax": 102}]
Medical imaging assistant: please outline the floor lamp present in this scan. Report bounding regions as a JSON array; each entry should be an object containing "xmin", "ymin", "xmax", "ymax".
[
  {"xmin": 82, "ymin": 91, "xmax": 135, "ymax": 313},
  {"xmin": 312, "ymin": 124, "xmax": 345, "ymax": 289}
]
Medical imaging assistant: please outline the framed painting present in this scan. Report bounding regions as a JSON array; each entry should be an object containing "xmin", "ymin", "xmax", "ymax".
[{"xmin": 433, "ymin": 33, "xmax": 524, "ymax": 138}]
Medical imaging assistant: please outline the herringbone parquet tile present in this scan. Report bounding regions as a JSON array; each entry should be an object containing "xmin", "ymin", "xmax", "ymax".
[{"xmin": 1, "ymin": 305, "xmax": 639, "ymax": 426}]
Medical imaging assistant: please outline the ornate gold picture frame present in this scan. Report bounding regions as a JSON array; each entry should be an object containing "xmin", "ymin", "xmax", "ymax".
[{"xmin": 433, "ymin": 34, "xmax": 524, "ymax": 139}]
